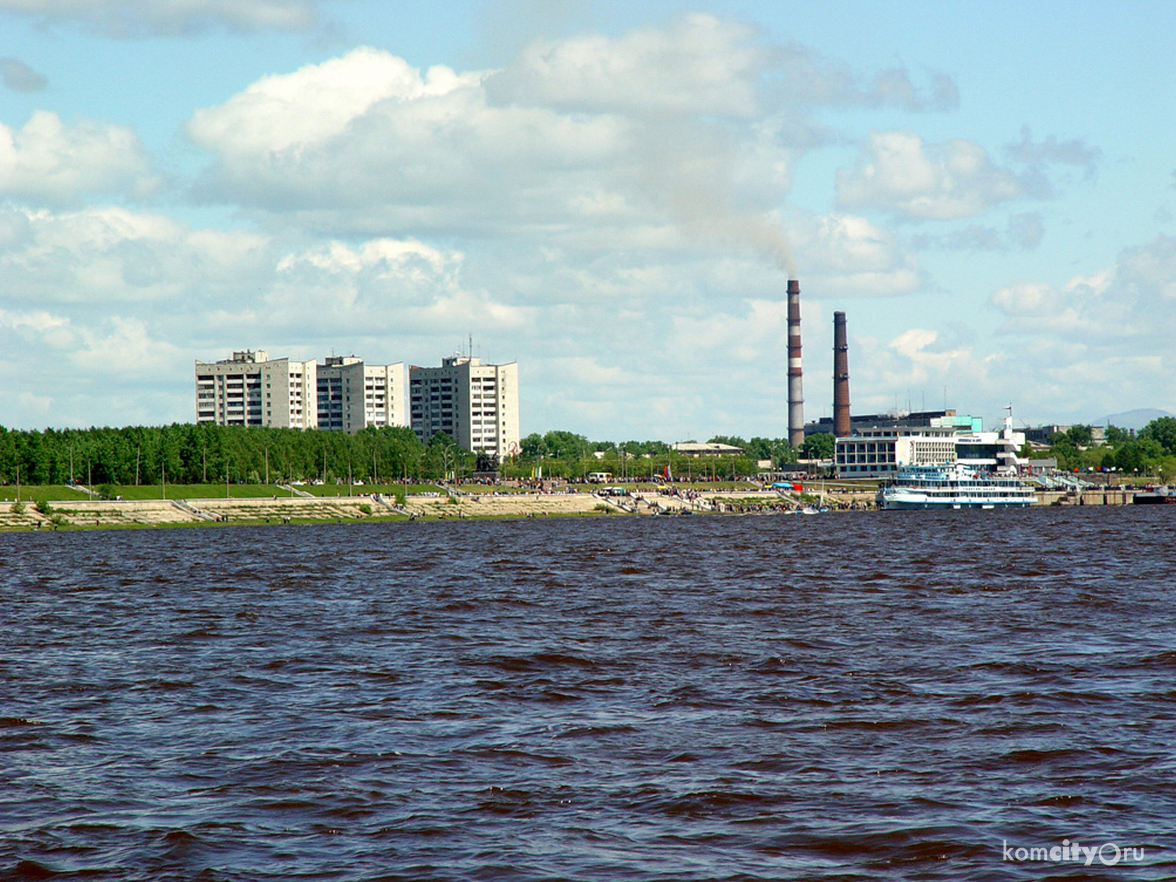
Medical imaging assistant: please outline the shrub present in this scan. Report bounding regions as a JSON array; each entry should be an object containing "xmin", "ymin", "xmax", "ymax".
[{"xmin": 358, "ymin": 503, "xmax": 373, "ymax": 516}]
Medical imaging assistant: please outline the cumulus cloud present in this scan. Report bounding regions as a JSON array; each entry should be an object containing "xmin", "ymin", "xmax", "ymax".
[
  {"xmin": 0, "ymin": 0, "xmax": 320, "ymax": 36},
  {"xmin": 185, "ymin": 19, "xmax": 960, "ymax": 274},
  {"xmin": 788, "ymin": 212, "xmax": 923, "ymax": 296},
  {"xmin": 840, "ymin": 325, "xmax": 1004, "ymax": 420},
  {"xmin": 837, "ymin": 130, "xmax": 1029, "ymax": 220},
  {"xmin": 1, "ymin": 14, "xmax": 1046, "ymax": 433},
  {"xmin": 992, "ymin": 236, "xmax": 1176, "ymax": 341},
  {"xmin": 0, "ymin": 57, "xmax": 46, "ymax": 91},
  {"xmin": 186, "ymin": 47, "xmax": 612, "ymax": 226},
  {"xmin": 0, "ymin": 110, "xmax": 157, "ymax": 205},
  {"xmin": 984, "ymin": 236, "xmax": 1176, "ymax": 417},
  {"xmin": 185, "ymin": 35, "xmax": 804, "ymax": 272},
  {"xmin": 484, "ymin": 14, "xmax": 769, "ymax": 118},
  {"xmin": 0, "ymin": 205, "xmax": 274, "ymax": 308}
]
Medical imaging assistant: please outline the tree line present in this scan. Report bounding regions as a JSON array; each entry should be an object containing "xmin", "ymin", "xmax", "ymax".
[
  {"xmin": 0, "ymin": 424, "xmax": 829, "ymax": 488},
  {"xmin": 0, "ymin": 424, "xmax": 461, "ymax": 487},
  {"xmin": 8, "ymin": 416, "xmax": 1167, "ymax": 490},
  {"xmin": 1039, "ymin": 417, "xmax": 1176, "ymax": 478},
  {"xmin": 516, "ymin": 430, "xmax": 830, "ymax": 480}
]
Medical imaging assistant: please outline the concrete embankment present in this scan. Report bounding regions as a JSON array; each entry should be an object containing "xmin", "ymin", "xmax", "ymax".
[
  {"xmin": 0, "ymin": 484, "xmax": 1143, "ymax": 530},
  {"xmin": 1034, "ymin": 488, "xmax": 1136, "ymax": 506}
]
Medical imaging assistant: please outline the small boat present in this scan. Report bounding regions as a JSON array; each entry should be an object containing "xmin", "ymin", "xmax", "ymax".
[{"xmin": 1133, "ymin": 486, "xmax": 1176, "ymax": 504}]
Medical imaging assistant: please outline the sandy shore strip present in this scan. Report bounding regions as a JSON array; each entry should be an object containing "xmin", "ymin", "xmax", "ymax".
[
  {"xmin": 0, "ymin": 484, "xmax": 1120, "ymax": 530},
  {"xmin": 0, "ymin": 487, "xmax": 807, "ymax": 529}
]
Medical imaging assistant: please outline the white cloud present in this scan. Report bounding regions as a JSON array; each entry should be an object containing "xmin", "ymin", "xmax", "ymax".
[
  {"xmin": 990, "ymin": 241, "xmax": 1176, "ymax": 340},
  {"xmin": 484, "ymin": 14, "xmax": 769, "ymax": 118},
  {"xmin": 184, "ymin": 22, "xmax": 957, "ymax": 275},
  {"xmin": 789, "ymin": 212, "xmax": 923, "ymax": 296},
  {"xmin": 187, "ymin": 47, "xmax": 469, "ymax": 157},
  {"xmin": 0, "ymin": 205, "xmax": 272, "ymax": 305},
  {"xmin": 985, "ymin": 236, "xmax": 1176, "ymax": 418},
  {"xmin": 71, "ymin": 315, "xmax": 183, "ymax": 376},
  {"xmin": 18, "ymin": 14, "xmax": 1136, "ymax": 434},
  {"xmin": 0, "ymin": 0, "xmax": 320, "ymax": 36},
  {"xmin": 0, "ymin": 110, "xmax": 157, "ymax": 205},
  {"xmin": 840, "ymin": 325, "xmax": 1015, "ymax": 422},
  {"xmin": 837, "ymin": 130, "xmax": 1028, "ymax": 220}
]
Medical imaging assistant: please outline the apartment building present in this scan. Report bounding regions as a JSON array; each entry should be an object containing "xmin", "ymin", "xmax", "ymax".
[
  {"xmin": 317, "ymin": 356, "xmax": 408, "ymax": 433},
  {"xmin": 409, "ymin": 356, "xmax": 520, "ymax": 459},
  {"xmin": 195, "ymin": 350, "xmax": 317, "ymax": 429}
]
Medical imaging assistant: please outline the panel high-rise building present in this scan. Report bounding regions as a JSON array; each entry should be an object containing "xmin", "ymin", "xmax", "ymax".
[
  {"xmin": 317, "ymin": 356, "xmax": 408, "ymax": 433},
  {"xmin": 409, "ymin": 356, "xmax": 519, "ymax": 459},
  {"xmin": 197, "ymin": 350, "xmax": 521, "ymax": 458},
  {"xmin": 195, "ymin": 350, "xmax": 317, "ymax": 429}
]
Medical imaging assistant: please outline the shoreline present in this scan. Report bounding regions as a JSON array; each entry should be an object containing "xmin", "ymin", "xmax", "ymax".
[{"xmin": 0, "ymin": 484, "xmax": 1146, "ymax": 532}]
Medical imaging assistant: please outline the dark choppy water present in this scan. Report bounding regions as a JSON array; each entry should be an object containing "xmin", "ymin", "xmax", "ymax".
[{"xmin": 3, "ymin": 507, "xmax": 1175, "ymax": 881}]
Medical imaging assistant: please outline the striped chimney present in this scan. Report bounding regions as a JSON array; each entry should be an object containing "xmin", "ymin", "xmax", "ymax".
[{"xmin": 787, "ymin": 279, "xmax": 804, "ymax": 448}]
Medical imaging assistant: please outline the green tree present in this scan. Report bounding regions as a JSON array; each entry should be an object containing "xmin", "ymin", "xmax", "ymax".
[
  {"xmin": 519, "ymin": 433, "xmax": 548, "ymax": 458},
  {"xmin": 1104, "ymin": 425, "xmax": 1131, "ymax": 446},
  {"xmin": 542, "ymin": 430, "xmax": 590, "ymax": 460},
  {"xmin": 801, "ymin": 433, "xmax": 834, "ymax": 460},
  {"xmin": 1112, "ymin": 439, "xmax": 1164, "ymax": 474},
  {"xmin": 1140, "ymin": 417, "xmax": 1176, "ymax": 455}
]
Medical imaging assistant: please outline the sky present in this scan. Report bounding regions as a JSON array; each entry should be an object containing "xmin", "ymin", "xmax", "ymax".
[{"xmin": 2, "ymin": 0, "xmax": 1174, "ymax": 440}]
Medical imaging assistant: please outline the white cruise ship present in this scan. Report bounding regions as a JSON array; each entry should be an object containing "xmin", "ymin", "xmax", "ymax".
[{"xmin": 876, "ymin": 463, "xmax": 1037, "ymax": 510}]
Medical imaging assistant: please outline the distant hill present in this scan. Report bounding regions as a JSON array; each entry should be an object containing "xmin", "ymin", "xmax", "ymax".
[{"xmin": 1095, "ymin": 408, "xmax": 1175, "ymax": 430}]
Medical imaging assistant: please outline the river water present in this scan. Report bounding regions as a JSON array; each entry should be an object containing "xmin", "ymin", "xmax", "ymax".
[{"xmin": 2, "ymin": 507, "xmax": 1175, "ymax": 881}]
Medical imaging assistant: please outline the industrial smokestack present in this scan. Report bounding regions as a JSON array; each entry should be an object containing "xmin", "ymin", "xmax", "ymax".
[
  {"xmin": 833, "ymin": 311, "xmax": 851, "ymax": 437},
  {"xmin": 787, "ymin": 279, "xmax": 804, "ymax": 448}
]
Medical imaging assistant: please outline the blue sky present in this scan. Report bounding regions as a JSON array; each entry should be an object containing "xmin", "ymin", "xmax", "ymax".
[{"xmin": 2, "ymin": 0, "xmax": 1174, "ymax": 439}]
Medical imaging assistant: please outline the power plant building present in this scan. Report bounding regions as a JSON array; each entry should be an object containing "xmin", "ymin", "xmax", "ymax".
[
  {"xmin": 834, "ymin": 417, "xmax": 1027, "ymax": 478},
  {"xmin": 409, "ymin": 356, "xmax": 520, "ymax": 460}
]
